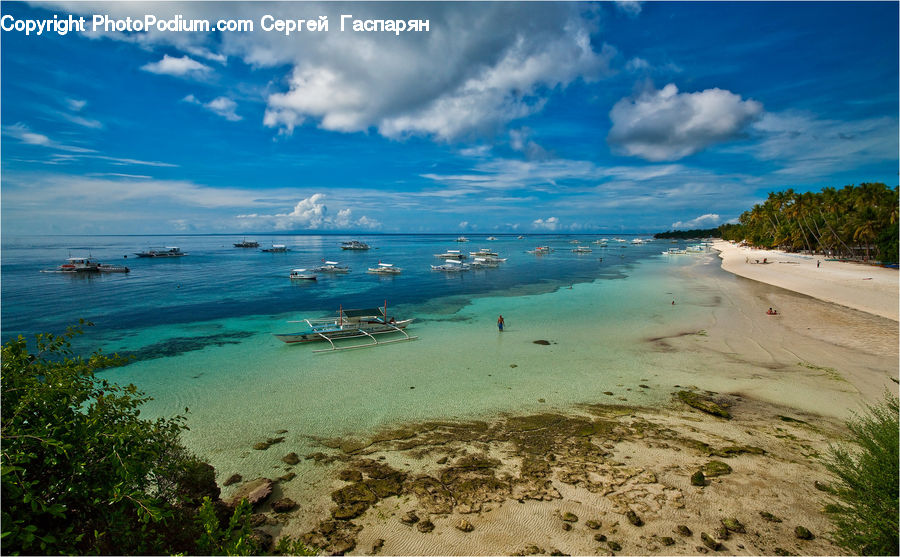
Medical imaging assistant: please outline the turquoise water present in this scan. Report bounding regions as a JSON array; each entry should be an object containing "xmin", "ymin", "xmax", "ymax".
[{"xmin": 2, "ymin": 234, "xmax": 717, "ymax": 489}]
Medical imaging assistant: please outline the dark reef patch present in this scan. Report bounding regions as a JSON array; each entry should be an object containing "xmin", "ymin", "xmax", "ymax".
[{"xmin": 114, "ymin": 331, "xmax": 255, "ymax": 363}]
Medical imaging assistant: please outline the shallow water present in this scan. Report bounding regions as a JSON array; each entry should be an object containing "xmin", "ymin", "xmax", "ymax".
[{"xmin": 2, "ymin": 234, "xmax": 717, "ymax": 489}]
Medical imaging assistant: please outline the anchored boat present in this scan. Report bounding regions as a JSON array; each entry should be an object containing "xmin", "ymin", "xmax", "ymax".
[
  {"xmin": 273, "ymin": 303, "xmax": 417, "ymax": 352},
  {"xmin": 134, "ymin": 247, "xmax": 186, "ymax": 257},
  {"xmin": 41, "ymin": 256, "xmax": 130, "ymax": 273}
]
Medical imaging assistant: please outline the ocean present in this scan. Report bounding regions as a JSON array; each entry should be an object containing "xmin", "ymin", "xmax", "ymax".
[{"xmin": 1, "ymin": 233, "xmax": 719, "ymax": 492}]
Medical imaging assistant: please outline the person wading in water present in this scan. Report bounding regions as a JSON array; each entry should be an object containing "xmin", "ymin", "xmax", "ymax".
[{"xmin": 497, "ymin": 315, "xmax": 505, "ymax": 332}]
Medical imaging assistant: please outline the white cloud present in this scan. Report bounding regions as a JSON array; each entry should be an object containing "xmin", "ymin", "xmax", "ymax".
[
  {"xmin": 183, "ymin": 94, "xmax": 241, "ymax": 121},
  {"xmin": 141, "ymin": 54, "xmax": 211, "ymax": 78},
  {"xmin": 66, "ymin": 98, "xmax": 87, "ymax": 112},
  {"xmin": 3, "ymin": 123, "xmax": 95, "ymax": 152},
  {"xmin": 258, "ymin": 3, "xmax": 614, "ymax": 140},
  {"xmin": 509, "ymin": 128, "xmax": 549, "ymax": 161},
  {"xmin": 608, "ymin": 83, "xmax": 763, "ymax": 161},
  {"xmin": 238, "ymin": 193, "xmax": 381, "ymax": 230},
  {"xmin": 671, "ymin": 213, "xmax": 721, "ymax": 229},
  {"xmin": 205, "ymin": 97, "xmax": 242, "ymax": 121},
  {"xmin": 625, "ymin": 57, "xmax": 650, "ymax": 72},
  {"xmin": 743, "ymin": 111, "xmax": 898, "ymax": 177},
  {"xmin": 615, "ymin": 1, "xmax": 643, "ymax": 16},
  {"xmin": 532, "ymin": 216, "xmax": 559, "ymax": 230}
]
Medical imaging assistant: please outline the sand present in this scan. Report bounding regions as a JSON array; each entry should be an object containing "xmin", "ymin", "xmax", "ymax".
[
  {"xmin": 712, "ymin": 240, "xmax": 898, "ymax": 322},
  {"xmin": 229, "ymin": 250, "xmax": 898, "ymax": 556}
]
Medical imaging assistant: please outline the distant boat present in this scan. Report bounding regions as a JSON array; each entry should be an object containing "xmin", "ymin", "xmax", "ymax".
[
  {"xmin": 314, "ymin": 261, "xmax": 350, "ymax": 273},
  {"xmin": 517, "ymin": 235, "xmax": 525, "ymax": 240},
  {"xmin": 367, "ymin": 262, "xmax": 401, "ymax": 275},
  {"xmin": 134, "ymin": 247, "xmax": 186, "ymax": 258},
  {"xmin": 527, "ymin": 246, "xmax": 553, "ymax": 254},
  {"xmin": 487, "ymin": 236, "xmax": 498, "ymax": 241},
  {"xmin": 41, "ymin": 256, "xmax": 129, "ymax": 273},
  {"xmin": 261, "ymin": 244, "xmax": 289, "ymax": 253},
  {"xmin": 234, "ymin": 238, "xmax": 260, "ymax": 248},
  {"xmin": 341, "ymin": 240, "xmax": 370, "ymax": 250},
  {"xmin": 572, "ymin": 246, "xmax": 593, "ymax": 253},
  {"xmin": 456, "ymin": 236, "xmax": 469, "ymax": 242},
  {"xmin": 470, "ymin": 248, "xmax": 499, "ymax": 258},
  {"xmin": 431, "ymin": 259, "xmax": 469, "ymax": 272},
  {"xmin": 289, "ymin": 268, "xmax": 317, "ymax": 280},
  {"xmin": 434, "ymin": 250, "xmax": 467, "ymax": 260}
]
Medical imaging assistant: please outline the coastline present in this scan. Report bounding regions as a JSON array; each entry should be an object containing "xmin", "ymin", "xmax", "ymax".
[
  {"xmin": 218, "ymin": 251, "xmax": 898, "ymax": 555},
  {"xmin": 712, "ymin": 240, "xmax": 899, "ymax": 322}
]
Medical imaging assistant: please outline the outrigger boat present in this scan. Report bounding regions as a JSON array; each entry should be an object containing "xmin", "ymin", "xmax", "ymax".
[
  {"xmin": 273, "ymin": 303, "xmax": 417, "ymax": 352},
  {"xmin": 234, "ymin": 238, "xmax": 260, "ymax": 248},
  {"xmin": 261, "ymin": 244, "xmax": 289, "ymax": 253},
  {"xmin": 434, "ymin": 249, "xmax": 467, "ymax": 260},
  {"xmin": 341, "ymin": 240, "xmax": 370, "ymax": 250},
  {"xmin": 431, "ymin": 259, "xmax": 469, "ymax": 272},
  {"xmin": 134, "ymin": 247, "xmax": 186, "ymax": 257},
  {"xmin": 41, "ymin": 256, "xmax": 130, "ymax": 273},
  {"xmin": 289, "ymin": 268, "xmax": 317, "ymax": 280},
  {"xmin": 314, "ymin": 261, "xmax": 350, "ymax": 273},
  {"xmin": 367, "ymin": 262, "xmax": 401, "ymax": 275}
]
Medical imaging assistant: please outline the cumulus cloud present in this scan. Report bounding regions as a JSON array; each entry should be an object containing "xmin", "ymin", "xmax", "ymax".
[
  {"xmin": 608, "ymin": 83, "xmax": 763, "ymax": 161},
  {"xmin": 238, "ymin": 193, "xmax": 381, "ymax": 230},
  {"xmin": 671, "ymin": 213, "xmax": 720, "ymax": 229},
  {"xmin": 141, "ymin": 54, "xmax": 211, "ymax": 78},
  {"xmin": 260, "ymin": 3, "xmax": 614, "ymax": 140},
  {"xmin": 532, "ymin": 216, "xmax": 559, "ymax": 230}
]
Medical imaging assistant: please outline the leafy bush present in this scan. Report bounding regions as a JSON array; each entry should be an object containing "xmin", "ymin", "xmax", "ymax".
[
  {"xmin": 0, "ymin": 323, "xmax": 246, "ymax": 555},
  {"xmin": 822, "ymin": 392, "xmax": 899, "ymax": 555}
]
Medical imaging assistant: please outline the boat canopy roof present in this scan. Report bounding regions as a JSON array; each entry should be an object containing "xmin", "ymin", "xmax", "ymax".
[
  {"xmin": 291, "ymin": 268, "xmax": 309, "ymax": 272},
  {"xmin": 342, "ymin": 308, "xmax": 386, "ymax": 318},
  {"xmin": 324, "ymin": 261, "xmax": 339, "ymax": 265}
]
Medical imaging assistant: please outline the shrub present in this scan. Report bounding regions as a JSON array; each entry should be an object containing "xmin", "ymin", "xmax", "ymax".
[
  {"xmin": 1, "ymin": 323, "xmax": 240, "ymax": 555},
  {"xmin": 822, "ymin": 392, "xmax": 899, "ymax": 555}
]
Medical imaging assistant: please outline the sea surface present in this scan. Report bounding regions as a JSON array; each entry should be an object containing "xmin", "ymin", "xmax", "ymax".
[{"xmin": 1, "ymin": 233, "xmax": 719, "ymax": 492}]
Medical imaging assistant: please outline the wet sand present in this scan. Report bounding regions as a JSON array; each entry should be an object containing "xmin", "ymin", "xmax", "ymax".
[{"xmin": 223, "ymin": 252, "xmax": 898, "ymax": 555}]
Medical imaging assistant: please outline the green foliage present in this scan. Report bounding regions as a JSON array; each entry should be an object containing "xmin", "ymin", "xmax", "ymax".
[
  {"xmin": 724, "ymin": 183, "xmax": 898, "ymax": 262},
  {"xmin": 271, "ymin": 535, "xmax": 319, "ymax": 556},
  {"xmin": 195, "ymin": 497, "xmax": 260, "ymax": 556},
  {"xmin": 654, "ymin": 228, "xmax": 720, "ymax": 240},
  {"xmin": 0, "ymin": 323, "xmax": 236, "ymax": 555},
  {"xmin": 822, "ymin": 392, "xmax": 899, "ymax": 555}
]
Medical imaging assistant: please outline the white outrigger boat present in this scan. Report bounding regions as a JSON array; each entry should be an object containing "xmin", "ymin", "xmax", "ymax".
[
  {"xmin": 367, "ymin": 262, "xmax": 401, "ymax": 275},
  {"xmin": 42, "ymin": 256, "xmax": 130, "ymax": 273},
  {"xmin": 341, "ymin": 240, "xmax": 370, "ymax": 250},
  {"xmin": 261, "ymin": 244, "xmax": 290, "ymax": 253},
  {"xmin": 273, "ymin": 303, "xmax": 417, "ymax": 352},
  {"xmin": 289, "ymin": 268, "xmax": 317, "ymax": 280},
  {"xmin": 572, "ymin": 246, "xmax": 593, "ymax": 253},
  {"xmin": 434, "ymin": 249, "xmax": 467, "ymax": 260},
  {"xmin": 314, "ymin": 261, "xmax": 350, "ymax": 273},
  {"xmin": 134, "ymin": 247, "xmax": 186, "ymax": 257},
  {"xmin": 431, "ymin": 259, "xmax": 469, "ymax": 272}
]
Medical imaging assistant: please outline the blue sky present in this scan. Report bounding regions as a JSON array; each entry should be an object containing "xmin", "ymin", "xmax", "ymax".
[{"xmin": 1, "ymin": 1, "xmax": 897, "ymax": 234}]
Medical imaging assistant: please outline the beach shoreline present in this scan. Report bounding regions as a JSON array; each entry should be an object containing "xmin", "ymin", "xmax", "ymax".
[
  {"xmin": 712, "ymin": 240, "xmax": 898, "ymax": 322},
  {"xmin": 221, "ymin": 250, "xmax": 898, "ymax": 555}
]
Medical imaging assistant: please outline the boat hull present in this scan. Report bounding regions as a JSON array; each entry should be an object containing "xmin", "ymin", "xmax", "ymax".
[{"xmin": 274, "ymin": 319, "xmax": 413, "ymax": 344}]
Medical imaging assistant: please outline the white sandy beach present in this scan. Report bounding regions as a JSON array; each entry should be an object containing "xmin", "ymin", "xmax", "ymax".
[{"xmin": 713, "ymin": 240, "xmax": 899, "ymax": 322}]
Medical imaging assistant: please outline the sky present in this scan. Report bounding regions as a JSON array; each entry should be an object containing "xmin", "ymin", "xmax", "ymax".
[{"xmin": 1, "ymin": 1, "xmax": 897, "ymax": 235}]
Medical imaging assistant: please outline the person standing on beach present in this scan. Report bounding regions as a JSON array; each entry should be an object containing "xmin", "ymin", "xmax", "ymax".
[
  {"xmin": 497, "ymin": 315, "xmax": 505, "ymax": 332},
  {"xmin": 817, "ymin": 260, "xmax": 821, "ymax": 268}
]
